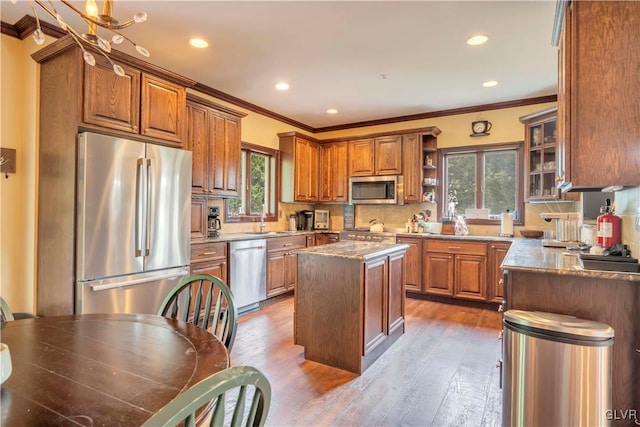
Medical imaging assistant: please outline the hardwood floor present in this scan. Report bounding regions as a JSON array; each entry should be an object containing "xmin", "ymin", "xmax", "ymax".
[{"xmin": 230, "ymin": 295, "xmax": 503, "ymax": 426}]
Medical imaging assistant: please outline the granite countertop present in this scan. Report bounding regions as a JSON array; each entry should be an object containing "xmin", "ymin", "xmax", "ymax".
[
  {"xmin": 193, "ymin": 230, "xmax": 513, "ymax": 244},
  {"xmin": 192, "ymin": 230, "xmax": 329, "ymax": 244},
  {"xmin": 502, "ymin": 238, "xmax": 640, "ymax": 282},
  {"xmin": 294, "ymin": 241, "xmax": 410, "ymax": 260},
  {"xmin": 396, "ymin": 232, "xmax": 513, "ymax": 243}
]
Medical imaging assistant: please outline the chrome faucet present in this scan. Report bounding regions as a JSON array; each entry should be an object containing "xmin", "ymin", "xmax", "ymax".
[{"xmin": 260, "ymin": 205, "xmax": 266, "ymax": 233}]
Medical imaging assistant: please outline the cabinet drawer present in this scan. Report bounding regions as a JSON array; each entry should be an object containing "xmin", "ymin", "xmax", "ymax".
[
  {"xmin": 425, "ymin": 239, "xmax": 487, "ymax": 256},
  {"xmin": 267, "ymin": 235, "xmax": 307, "ymax": 252},
  {"xmin": 191, "ymin": 241, "xmax": 227, "ymax": 262}
]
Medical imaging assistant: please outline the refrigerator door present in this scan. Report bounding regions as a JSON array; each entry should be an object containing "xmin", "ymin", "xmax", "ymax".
[
  {"xmin": 76, "ymin": 267, "xmax": 190, "ymax": 314},
  {"xmin": 144, "ymin": 144, "xmax": 192, "ymax": 272},
  {"xmin": 77, "ymin": 133, "xmax": 146, "ymax": 280}
]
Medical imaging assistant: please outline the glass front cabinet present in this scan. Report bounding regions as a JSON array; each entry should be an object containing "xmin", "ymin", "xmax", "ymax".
[{"xmin": 520, "ymin": 107, "xmax": 560, "ymax": 201}]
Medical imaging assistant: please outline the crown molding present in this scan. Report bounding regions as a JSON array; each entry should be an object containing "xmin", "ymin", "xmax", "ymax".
[
  {"xmin": 313, "ymin": 95, "xmax": 558, "ymax": 133},
  {"xmin": 1, "ymin": 15, "xmax": 66, "ymax": 39}
]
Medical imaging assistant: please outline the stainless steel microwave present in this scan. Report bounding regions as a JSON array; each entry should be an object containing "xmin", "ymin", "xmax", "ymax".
[{"xmin": 349, "ymin": 176, "xmax": 403, "ymax": 204}]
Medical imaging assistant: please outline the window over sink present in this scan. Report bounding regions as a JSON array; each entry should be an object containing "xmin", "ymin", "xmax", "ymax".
[
  {"xmin": 441, "ymin": 142, "xmax": 524, "ymax": 225},
  {"xmin": 224, "ymin": 142, "xmax": 278, "ymax": 223}
]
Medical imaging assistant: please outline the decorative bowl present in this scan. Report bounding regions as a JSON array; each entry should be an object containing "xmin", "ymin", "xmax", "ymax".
[{"xmin": 520, "ymin": 230, "xmax": 544, "ymax": 239}]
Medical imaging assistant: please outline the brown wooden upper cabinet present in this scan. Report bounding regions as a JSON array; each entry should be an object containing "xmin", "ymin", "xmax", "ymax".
[
  {"xmin": 349, "ymin": 136, "xmax": 402, "ymax": 176},
  {"xmin": 83, "ymin": 55, "xmax": 187, "ymax": 147},
  {"xmin": 279, "ymin": 133, "xmax": 320, "ymax": 203},
  {"xmin": 319, "ymin": 142, "xmax": 349, "ymax": 202},
  {"xmin": 555, "ymin": 1, "xmax": 640, "ymax": 191},
  {"xmin": 187, "ymin": 95, "xmax": 244, "ymax": 198}
]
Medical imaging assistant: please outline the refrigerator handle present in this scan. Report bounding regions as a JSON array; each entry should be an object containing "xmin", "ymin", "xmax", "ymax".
[
  {"xmin": 135, "ymin": 158, "xmax": 145, "ymax": 257},
  {"xmin": 89, "ymin": 269, "xmax": 189, "ymax": 292},
  {"xmin": 145, "ymin": 158, "xmax": 151, "ymax": 256}
]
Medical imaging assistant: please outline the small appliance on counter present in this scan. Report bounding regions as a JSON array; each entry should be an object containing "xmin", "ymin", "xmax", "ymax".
[
  {"xmin": 540, "ymin": 212, "xmax": 582, "ymax": 248},
  {"xmin": 314, "ymin": 209, "xmax": 330, "ymax": 230},
  {"xmin": 298, "ymin": 210, "xmax": 314, "ymax": 231},
  {"xmin": 208, "ymin": 206, "xmax": 221, "ymax": 238},
  {"xmin": 288, "ymin": 214, "xmax": 297, "ymax": 231}
]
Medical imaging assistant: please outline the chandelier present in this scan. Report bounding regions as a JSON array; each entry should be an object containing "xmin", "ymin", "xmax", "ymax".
[{"xmin": 11, "ymin": 0, "xmax": 149, "ymax": 76}]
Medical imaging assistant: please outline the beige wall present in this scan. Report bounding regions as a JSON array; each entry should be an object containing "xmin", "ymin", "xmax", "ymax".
[
  {"xmin": 316, "ymin": 102, "xmax": 557, "ymax": 149},
  {"xmin": 1, "ymin": 35, "xmax": 42, "ymax": 314},
  {"xmin": 3, "ymin": 33, "xmax": 638, "ymax": 313}
]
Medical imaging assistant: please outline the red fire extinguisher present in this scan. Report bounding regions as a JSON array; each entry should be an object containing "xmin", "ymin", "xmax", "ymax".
[{"xmin": 597, "ymin": 198, "xmax": 621, "ymax": 248}]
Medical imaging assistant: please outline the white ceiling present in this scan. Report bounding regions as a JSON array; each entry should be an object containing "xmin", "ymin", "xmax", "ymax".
[{"xmin": 2, "ymin": 1, "xmax": 559, "ymax": 129}]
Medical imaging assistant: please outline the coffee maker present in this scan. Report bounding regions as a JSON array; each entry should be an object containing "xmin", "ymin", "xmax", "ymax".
[
  {"xmin": 296, "ymin": 210, "xmax": 314, "ymax": 231},
  {"xmin": 208, "ymin": 206, "xmax": 221, "ymax": 238}
]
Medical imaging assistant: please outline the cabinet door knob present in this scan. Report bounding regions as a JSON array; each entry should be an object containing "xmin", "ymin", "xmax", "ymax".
[
  {"xmin": 132, "ymin": 125, "xmax": 138, "ymax": 131},
  {"xmin": 498, "ymin": 304, "xmax": 505, "ymax": 313},
  {"xmin": 555, "ymin": 175, "xmax": 565, "ymax": 183},
  {"xmin": 499, "ymin": 279, "xmax": 504, "ymax": 285}
]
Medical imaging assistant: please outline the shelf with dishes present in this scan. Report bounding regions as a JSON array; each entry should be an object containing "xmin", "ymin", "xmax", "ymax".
[
  {"xmin": 520, "ymin": 107, "xmax": 569, "ymax": 201},
  {"xmin": 422, "ymin": 141, "xmax": 438, "ymax": 203}
]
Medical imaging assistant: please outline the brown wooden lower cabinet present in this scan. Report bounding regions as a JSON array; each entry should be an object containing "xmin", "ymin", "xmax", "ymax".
[
  {"xmin": 190, "ymin": 241, "xmax": 228, "ymax": 282},
  {"xmin": 396, "ymin": 236, "xmax": 422, "ymax": 292},
  {"xmin": 423, "ymin": 252, "xmax": 454, "ymax": 296},
  {"xmin": 454, "ymin": 254, "xmax": 486, "ymax": 301},
  {"xmin": 414, "ymin": 237, "xmax": 509, "ymax": 302},
  {"xmin": 315, "ymin": 232, "xmax": 340, "ymax": 245},
  {"xmin": 190, "ymin": 197, "xmax": 208, "ymax": 240},
  {"xmin": 488, "ymin": 242, "xmax": 511, "ymax": 302},
  {"xmin": 266, "ymin": 235, "xmax": 307, "ymax": 298},
  {"xmin": 306, "ymin": 234, "xmax": 316, "ymax": 247},
  {"xmin": 362, "ymin": 252, "xmax": 405, "ymax": 355},
  {"xmin": 296, "ymin": 246, "xmax": 406, "ymax": 374}
]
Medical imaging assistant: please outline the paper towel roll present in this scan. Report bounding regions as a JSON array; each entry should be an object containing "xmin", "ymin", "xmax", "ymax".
[{"xmin": 500, "ymin": 210, "xmax": 514, "ymax": 237}]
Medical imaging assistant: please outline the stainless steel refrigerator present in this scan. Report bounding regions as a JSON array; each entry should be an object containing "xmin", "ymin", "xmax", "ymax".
[{"xmin": 75, "ymin": 132, "xmax": 192, "ymax": 314}]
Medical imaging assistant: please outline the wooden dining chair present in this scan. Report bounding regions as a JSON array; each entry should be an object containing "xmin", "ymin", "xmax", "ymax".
[
  {"xmin": 158, "ymin": 274, "xmax": 238, "ymax": 351},
  {"xmin": 1, "ymin": 297, "xmax": 14, "ymax": 322},
  {"xmin": 0, "ymin": 298, "xmax": 35, "ymax": 322},
  {"xmin": 141, "ymin": 365, "xmax": 271, "ymax": 427}
]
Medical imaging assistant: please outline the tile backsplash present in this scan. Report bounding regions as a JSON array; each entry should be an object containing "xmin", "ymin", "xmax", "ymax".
[
  {"xmin": 206, "ymin": 186, "xmax": 639, "ymax": 253},
  {"xmin": 614, "ymin": 186, "xmax": 640, "ymax": 257}
]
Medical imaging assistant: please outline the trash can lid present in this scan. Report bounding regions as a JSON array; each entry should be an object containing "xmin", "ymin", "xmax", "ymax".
[{"xmin": 504, "ymin": 310, "xmax": 614, "ymax": 339}]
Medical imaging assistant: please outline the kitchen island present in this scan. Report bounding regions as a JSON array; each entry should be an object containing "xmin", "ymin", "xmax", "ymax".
[
  {"xmin": 501, "ymin": 239, "xmax": 639, "ymax": 423},
  {"xmin": 294, "ymin": 241, "xmax": 409, "ymax": 374}
]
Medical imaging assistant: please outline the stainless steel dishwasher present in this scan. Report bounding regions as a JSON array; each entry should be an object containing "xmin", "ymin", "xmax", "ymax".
[{"xmin": 229, "ymin": 239, "xmax": 267, "ymax": 313}]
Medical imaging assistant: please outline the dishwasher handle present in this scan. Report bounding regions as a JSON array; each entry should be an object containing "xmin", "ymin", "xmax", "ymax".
[{"xmin": 233, "ymin": 246, "xmax": 265, "ymax": 252}]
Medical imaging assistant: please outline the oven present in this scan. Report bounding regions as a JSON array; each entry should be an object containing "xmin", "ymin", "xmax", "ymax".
[{"xmin": 339, "ymin": 230, "xmax": 397, "ymax": 243}]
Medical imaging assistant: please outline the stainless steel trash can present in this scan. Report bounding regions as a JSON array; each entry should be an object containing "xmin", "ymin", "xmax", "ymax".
[{"xmin": 502, "ymin": 310, "xmax": 614, "ymax": 426}]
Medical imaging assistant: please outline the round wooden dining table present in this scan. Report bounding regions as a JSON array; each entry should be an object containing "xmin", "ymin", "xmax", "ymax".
[{"xmin": 0, "ymin": 313, "xmax": 229, "ymax": 426}]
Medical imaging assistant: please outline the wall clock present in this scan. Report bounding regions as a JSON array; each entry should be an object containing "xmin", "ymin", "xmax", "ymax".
[{"xmin": 471, "ymin": 120, "xmax": 492, "ymax": 136}]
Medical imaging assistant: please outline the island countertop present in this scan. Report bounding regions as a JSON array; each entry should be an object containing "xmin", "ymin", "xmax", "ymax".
[
  {"xmin": 293, "ymin": 241, "xmax": 409, "ymax": 260},
  {"xmin": 502, "ymin": 238, "xmax": 640, "ymax": 282}
]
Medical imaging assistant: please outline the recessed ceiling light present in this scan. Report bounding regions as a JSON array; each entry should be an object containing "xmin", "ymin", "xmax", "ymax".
[
  {"xmin": 275, "ymin": 82, "xmax": 290, "ymax": 91},
  {"xmin": 326, "ymin": 109, "xmax": 338, "ymax": 114},
  {"xmin": 467, "ymin": 34, "xmax": 489, "ymax": 46},
  {"xmin": 483, "ymin": 80, "xmax": 498, "ymax": 87},
  {"xmin": 189, "ymin": 38, "xmax": 208, "ymax": 48}
]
